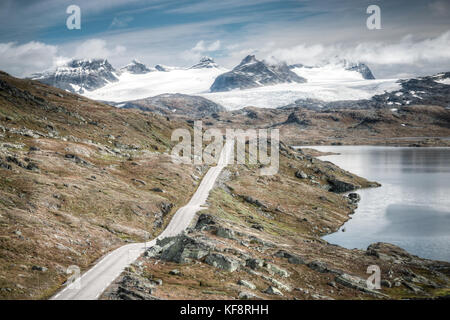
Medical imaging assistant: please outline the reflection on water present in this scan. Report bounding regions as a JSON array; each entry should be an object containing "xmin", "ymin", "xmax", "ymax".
[{"xmin": 310, "ymin": 146, "xmax": 450, "ymax": 262}]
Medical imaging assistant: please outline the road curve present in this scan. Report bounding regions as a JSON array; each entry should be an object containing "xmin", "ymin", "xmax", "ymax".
[{"xmin": 51, "ymin": 139, "xmax": 234, "ymax": 300}]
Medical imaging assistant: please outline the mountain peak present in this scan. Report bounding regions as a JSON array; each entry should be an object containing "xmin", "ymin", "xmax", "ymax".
[
  {"xmin": 121, "ymin": 59, "xmax": 151, "ymax": 74},
  {"xmin": 190, "ymin": 56, "xmax": 219, "ymax": 69},
  {"xmin": 238, "ymin": 55, "xmax": 258, "ymax": 67},
  {"xmin": 32, "ymin": 58, "xmax": 118, "ymax": 93},
  {"xmin": 210, "ymin": 55, "xmax": 306, "ymax": 92},
  {"xmin": 341, "ymin": 60, "xmax": 375, "ymax": 79}
]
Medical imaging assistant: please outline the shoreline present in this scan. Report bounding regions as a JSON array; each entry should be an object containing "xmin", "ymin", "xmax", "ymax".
[{"xmin": 309, "ymin": 145, "xmax": 450, "ymax": 264}]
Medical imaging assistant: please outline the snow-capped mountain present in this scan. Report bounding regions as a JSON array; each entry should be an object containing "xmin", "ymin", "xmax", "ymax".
[
  {"xmin": 120, "ymin": 59, "xmax": 152, "ymax": 74},
  {"xmin": 84, "ymin": 57, "xmax": 227, "ymax": 102},
  {"xmin": 32, "ymin": 59, "xmax": 119, "ymax": 94},
  {"xmin": 30, "ymin": 55, "xmax": 448, "ymax": 112},
  {"xmin": 189, "ymin": 56, "xmax": 219, "ymax": 69},
  {"xmin": 210, "ymin": 55, "xmax": 306, "ymax": 92}
]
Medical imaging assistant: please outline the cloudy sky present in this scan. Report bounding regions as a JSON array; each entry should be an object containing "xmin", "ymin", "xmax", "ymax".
[{"xmin": 0, "ymin": 0, "xmax": 449, "ymax": 78}]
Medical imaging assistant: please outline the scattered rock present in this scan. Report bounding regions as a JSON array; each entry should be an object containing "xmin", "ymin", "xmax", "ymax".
[
  {"xmin": 295, "ymin": 170, "xmax": 308, "ymax": 179},
  {"xmin": 132, "ymin": 178, "xmax": 146, "ymax": 186},
  {"xmin": 264, "ymin": 286, "xmax": 283, "ymax": 296},
  {"xmin": 238, "ymin": 291, "xmax": 260, "ymax": 299},
  {"xmin": 264, "ymin": 263, "xmax": 290, "ymax": 278},
  {"xmin": 31, "ymin": 265, "xmax": 47, "ymax": 272},
  {"xmin": 169, "ymin": 269, "xmax": 181, "ymax": 276}
]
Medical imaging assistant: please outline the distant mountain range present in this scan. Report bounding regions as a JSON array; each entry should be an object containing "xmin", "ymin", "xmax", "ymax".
[
  {"xmin": 29, "ymin": 55, "xmax": 450, "ymax": 111},
  {"xmin": 31, "ymin": 55, "xmax": 376, "ymax": 95}
]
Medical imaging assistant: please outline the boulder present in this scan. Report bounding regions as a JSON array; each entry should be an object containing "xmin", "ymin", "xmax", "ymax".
[
  {"xmin": 246, "ymin": 258, "xmax": 264, "ymax": 270},
  {"xmin": 264, "ymin": 263, "xmax": 290, "ymax": 278},
  {"xmin": 205, "ymin": 253, "xmax": 240, "ymax": 272},
  {"xmin": 347, "ymin": 192, "xmax": 361, "ymax": 203}
]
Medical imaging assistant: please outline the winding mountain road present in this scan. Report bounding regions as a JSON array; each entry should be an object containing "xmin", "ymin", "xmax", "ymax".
[{"xmin": 51, "ymin": 139, "xmax": 234, "ymax": 300}]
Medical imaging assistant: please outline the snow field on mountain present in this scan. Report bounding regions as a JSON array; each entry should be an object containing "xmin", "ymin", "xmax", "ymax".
[
  {"xmin": 200, "ymin": 79, "xmax": 400, "ymax": 110},
  {"xmin": 83, "ymin": 62, "xmax": 400, "ymax": 110},
  {"xmin": 84, "ymin": 67, "xmax": 228, "ymax": 102}
]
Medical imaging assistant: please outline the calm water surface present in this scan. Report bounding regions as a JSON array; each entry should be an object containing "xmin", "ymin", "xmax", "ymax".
[{"xmin": 309, "ymin": 146, "xmax": 450, "ymax": 262}]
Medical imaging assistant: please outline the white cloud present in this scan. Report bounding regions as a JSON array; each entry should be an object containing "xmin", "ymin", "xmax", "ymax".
[
  {"xmin": 191, "ymin": 40, "xmax": 221, "ymax": 52},
  {"xmin": 182, "ymin": 39, "xmax": 222, "ymax": 64},
  {"xmin": 264, "ymin": 30, "xmax": 450, "ymax": 77},
  {"xmin": 73, "ymin": 39, "xmax": 127, "ymax": 60},
  {"xmin": 0, "ymin": 41, "xmax": 63, "ymax": 77}
]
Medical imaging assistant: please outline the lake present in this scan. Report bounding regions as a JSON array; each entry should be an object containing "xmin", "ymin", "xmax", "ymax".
[{"xmin": 309, "ymin": 146, "xmax": 450, "ymax": 262}]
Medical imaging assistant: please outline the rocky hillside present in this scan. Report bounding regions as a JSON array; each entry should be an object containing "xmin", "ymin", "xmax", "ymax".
[
  {"xmin": 102, "ymin": 144, "xmax": 450, "ymax": 300},
  {"xmin": 114, "ymin": 93, "xmax": 226, "ymax": 118},
  {"xmin": 0, "ymin": 71, "xmax": 205, "ymax": 299},
  {"xmin": 210, "ymin": 55, "xmax": 306, "ymax": 92}
]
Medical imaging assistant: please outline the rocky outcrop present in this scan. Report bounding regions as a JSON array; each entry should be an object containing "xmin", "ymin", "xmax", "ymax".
[
  {"xmin": 150, "ymin": 234, "xmax": 214, "ymax": 263},
  {"xmin": 327, "ymin": 178, "xmax": 359, "ymax": 193},
  {"xmin": 107, "ymin": 272, "xmax": 160, "ymax": 300},
  {"xmin": 334, "ymin": 273, "xmax": 388, "ymax": 298}
]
